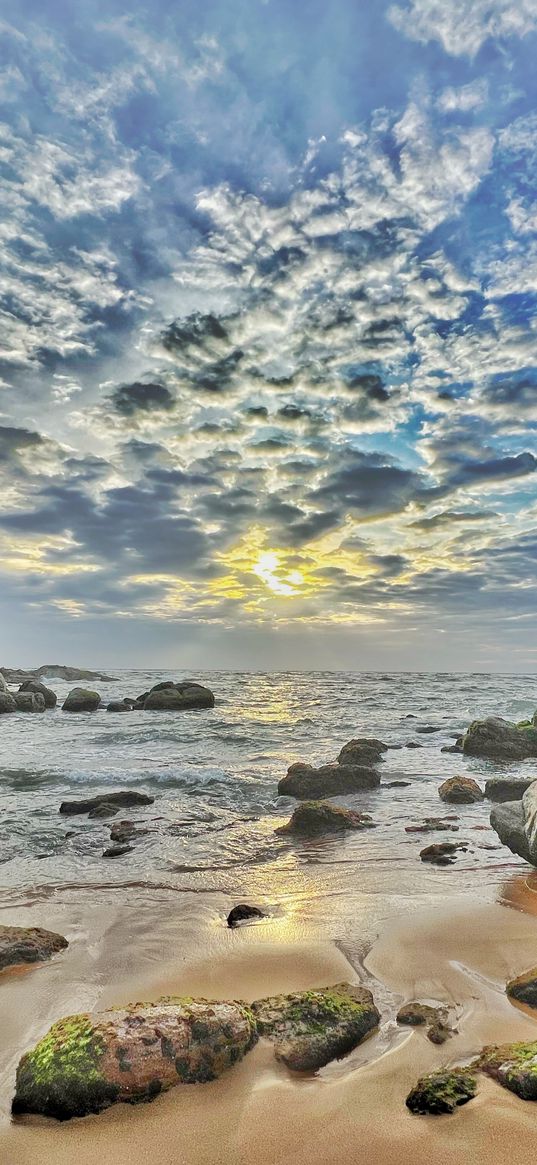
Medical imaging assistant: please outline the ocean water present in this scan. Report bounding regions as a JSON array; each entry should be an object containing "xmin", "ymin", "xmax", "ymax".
[{"xmin": 1, "ymin": 671, "xmax": 536, "ymax": 925}]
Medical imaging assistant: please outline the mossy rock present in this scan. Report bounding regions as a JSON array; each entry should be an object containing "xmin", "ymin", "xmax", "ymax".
[
  {"xmin": 406, "ymin": 1068, "xmax": 477, "ymax": 1115},
  {"xmin": 12, "ymin": 997, "xmax": 258, "ymax": 1120},
  {"xmin": 478, "ymin": 1040, "xmax": 537, "ymax": 1100},
  {"xmin": 251, "ymin": 982, "xmax": 379, "ymax": 1071}
]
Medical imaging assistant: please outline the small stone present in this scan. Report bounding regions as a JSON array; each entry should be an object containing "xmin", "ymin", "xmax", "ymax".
[
  {"xmin": 227, "ymin": 905, "xmax": 265, "ymax": 928},
  {"xmin": 102, "ymin": 844, "xmax": 134, "ymax": 858}
]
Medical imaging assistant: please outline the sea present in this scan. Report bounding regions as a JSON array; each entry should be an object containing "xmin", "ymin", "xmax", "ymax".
[{"xmin": 1, "ymin": 671, "xmax": 535, "ymax": 937}]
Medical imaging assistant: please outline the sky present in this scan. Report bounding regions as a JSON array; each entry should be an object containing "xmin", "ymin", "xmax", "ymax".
[{"xmin": 0, "ymin": 0, "xmax": 537, "ymax": 672}]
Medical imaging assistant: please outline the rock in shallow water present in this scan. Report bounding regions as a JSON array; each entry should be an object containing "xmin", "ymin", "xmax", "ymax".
[
  {"xmin": 276, "ymin": 801, "xmax": 375, "ymax": 836},
  {"xmin": 278, "ymin": 762, "xmax": 380, "ymax": 799},
  {"xmin": 143, "ymin": 682, "xmax": 215, "ymax": 711},
  {"xmin": 462, "ymin": 716, "xmax": 537, "ymax": 760},
  {"xmin": 12, "ymin": 997, "xmax": 258, "ymax": 1120},
  {"xmin": 227, "ymin": 904, "xmax": 265, "ymax": 928},
  {"xmin": 490, "ymin": 782, "xmax": 537, "ymax": 864},
  {"xmin": 251, "ymin": 983, "xmax": 379, "ymax": 1072},
  {"xmin": 438, "ymin": 776, "xmax": 483, "ymax": 804},
  {"xmin": 59, "ymin": 791, "xmax": 154, "ymax": 815},
  {"xmin": 336, "ymin": 738, "xmax": 388, "ymax": 766},
  {"xmin": 485, "ymin": 777, "xmax": 536, "ymax": 802},
  {"xmin": 0, "ymin": 925, "xmax": 68, "ymax": 972},
  {"xmin": 13, "ymin": 691, "xmax": 46, "ymax": 713},
  {"xmin": 18, "ymin": 679, "xmax": 57, "ymax": 708},
  {"xmin": 62, "ymin": 687, "xmax": 101, "ymax": 712}
]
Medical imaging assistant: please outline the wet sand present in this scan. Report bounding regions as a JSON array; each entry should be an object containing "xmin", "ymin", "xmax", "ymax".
[{"xmin": 3, "ymin": 878, "xmax": 537, "ymax": 1164}]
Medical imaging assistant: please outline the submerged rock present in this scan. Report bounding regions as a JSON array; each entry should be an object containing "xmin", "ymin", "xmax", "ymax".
[
  {"xmin": 102, "ymin": 844, "xmax": 133, "ymax": 858},
  {"xmin": 277, "ymin": 801, "xmax": 375, "ymax": 836},
  {"xmin": 12, "ymin": 997, "xmax": 258, "ymax": 1120},
  {"xmin": 420, "ymin": 841, "xmax": 467, "ymax": 865},
  {"xmin": 143, "ymin": 682, "xmax": 215, "ymax": 711},
  {"xmin": 462, "ymin": 716, "xmax": 537, "ymax": 761},
  {"xmin": 0, "ymin": 925, "xmax": 68, "ymax": 972},
  {"xmin": 59, "ymin": 791, "xmax": 154, "ymax": 815},
  {"xmin": 438, "ymin": 776, "xmax": 483, "ymax": 804},
  {"xmin": 227, "ymin": 904, "xmax": 265, "ymax": 928},
  {"xmin": 506, "ymin": 968, "xmax": 537, "ymax": 1008},
  {"xmin": 484, "ymin": 777, "xmax": 536, "ymax": 803},
  {"xmin": 251, "ymin": 983, "xmax": 379, "ymax": 1072},
  {"xmin": 13, "ymin": 691, "xmax": 46, "ymax": 713},
  {"xmin": 18, "ymin": 679, "xmax": 57, "ymax": 708},
  {"xmin": 336, "ymin": 738, "xmax": 388, "ymax": 766},
  {"xmin": 278, "ymin": 762, "xmax": 380, "ymax": 799},
  {"xmin": 490, "ymin": 782, "xmax": 537, "ymax": 865},
  {"xmin": 109, "ymin": 820, "xmax": 148, "ymax": 844},
  {"xmin": 405, "ymin": 818, "xmax": 459, "ymax": 834},
  {"xmin": 406, "ymin": 1068, "xmax": 477, "ymax": 1115},
  {"xmin": 62, "ymin": 688, "xmax": 101, "ymax": 713},
  {"xmin": 478, "ymin": 1040, "xmax": 537, "ymax": 1100}
]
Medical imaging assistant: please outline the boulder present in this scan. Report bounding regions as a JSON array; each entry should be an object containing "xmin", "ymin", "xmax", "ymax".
[
  {"xmin": 18, "ymin": 679, "xmax": 57, "ymax": 708},
  {"xmin": 227, "ymin": 904, "xmax": 265, "ymax": 928},
  {"xmin": 106, "ymin": 700, "xmax": 134, "ymax": 712},
  {"xmin": 506, "ymin": 968, "xmax": 537, "ymax": 1008},
  {"xmin": 438, "ymin": 776, "xmax": 483, "ymax": 804},
  {"xmin": 13, "ymin": 691, "xmax": 46, "ymax": 713},
  {"xmin": 0, "ymin": 691, "xmax": 16, "ymax": 714},
  {"xmin": 406, "ymin": 1068, "xmax": 477, "ymax": 1115},
  {"xmin": 490, "ymin": 782, "xmax": 537, "ymax": 865},
  {"xmin": 12, "ymin": 996, "xmax": 258, "ymax": 1120},
  {"xmin": 278, "ymin": 762, "xmax": 380, "ymax": 799},
  {"xmin": 59, "ymin": 791, "xmax": 154, "ymax": 815},
  {"xmin": 0, "ymin": 925, "xmax": 68, "ymax": 972},
  {"xmin": 396, "ymin": 1002, "xmax": 452, "ymax": 1044},
  {"xmin": 336, "ymin": 738, "xmax": 388, "ymax": 766},
  {"xmin": 110, "ymin": 821, "xmax": 149, "ymax": 843},
  {"xmin": 462, "ymin": 716, "xmax": 537, "ymax": 761},
  {"xmin": 0, "ymin": 672, "xmax": 8, "ymax": 692},
  {"xmin": 479, "ymin": 1040, "xmax": 537, "ymax": 1100},
  {"xmin": 251, "ymin": 983, "xmax": 379, "ymax": 1072},
  {"xmin": 143, "ymin": 682, "xmax": 215, "ymax": 711},
  {"xmin": 276, "ymin": 801, "xmax": 375, "ymax": 837},
  {"xmin": 485, "ymin": 777, "xmax": 536, "ymax": 802},
  {"xmin": 62, "ymin": 688, "xmax": 101, "ymax": 712}
]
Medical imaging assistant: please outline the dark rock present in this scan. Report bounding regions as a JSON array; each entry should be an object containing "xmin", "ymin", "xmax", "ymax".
[
  {"xmin": 59, "ymin": 792, "xmax": 154, "ymax": 815},
  {"xmin": 0, "ymin": 691, "xmax": 16, "ymax": 714},
  {"xmin": 88, "ymin": 804, "xmax": 120, "ymax": 819},
  {"xmin": 490, "ymin": 783, "xmax": 537, "ymax": 865},
  {"xmin": 13, "ymin": 691, "xmax": 46, "ymax": 713},
  {"xmin": 103, "ymin": 844, "xmax": 133, "ymax": 858},
  {"xmin": 485, "ymin": 777, "xmax": 536, "ymax": 803},
  {"xmin": 0, "ymin": 925, "xmax": 68, "ymax": 971},
  {"xmin": 251, "ymin": 982, "xmax": 379, "ymax": 1072},
  {"xmin": 416, "ymin": 726, "xmax": 441, "ymax": 734},
  {"xmin": 38, "ymin": 665, "xmax": 117, "ymax": 682},
  {"xmin": 462, "ymin": 716, "xmax": 537, "ymax": 761},
  {"xmin": 106, "ymin": 700, "xmax": 134, "ymax": 712},
  {"xmin": 278, "ymin": 762, "xmax": 380, "ymax": 799},
  {"xmin": 18, "ymin": 680, "xmax": 57, "ymax": 708},
  {"xmin": 227, "ymin": 904, "xmax": 265, "ymax": 928},
  {"xmin": 336, "ymin": 738, "xmax": 388, "ymax": 766},
  {"xmin": 62, "ymin": 687, "xmax": 101, "ymax": 712},
  {"xmin": 438, "ymin": 776, "xmax": 484, "ymax": 804},
  {"xmin": 406, "ymin": 742, "xmax": 422, "ymax": 749},
  {"xmin": 110, "ymin": 820, "xmax": 149, "ymax": 843},
  {"xmin": 420, "ymin": 841, "xmax": 467, "ymax": 865},
  {"xmin": 479, "ymin": 1040, "xmax": 537, "ymax": 1100},
  {"xmin": 397, "ymin": 1002, "xmax": 441, "ymax": 1026},
  {"xmin": 405, "ymin": 818, "xmax": 459, "ymax": 833},
  {"xmin": 12, "ymin": 996, "xmax": 258, "ymax": 1119},
  {"xmin": 406, "ymin": 1068, "xmax": 477, "ymax": 1115},
  {"xmin": 428, "ymin": 1020, "xmax": 454, "ymax": 1045},
  {"xmin": 384, "ymin": 780, "xmax": 411, "ymax": 788},
  {"xmin": 276, "ymin": 801, "xmax": 375, "ymax": 837},
  {"xmin": 506, "ymin": 968, "xmax": 537, "ymax": 1009},
  {"xmin": 143, "ymin": 682, "xmax": 215, "ymax": 711},
  {"xmin": 441, "ymin": 743, "xmax": 464, "ymax": 754}
]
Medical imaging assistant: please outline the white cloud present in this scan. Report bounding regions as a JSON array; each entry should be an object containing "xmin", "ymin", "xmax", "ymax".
[{"xmin": 388, "ymin": 0, "xmax": 537, "ymax": 58}]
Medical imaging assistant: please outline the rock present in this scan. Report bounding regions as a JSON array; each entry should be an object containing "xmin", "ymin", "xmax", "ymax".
[
  {"xmin": 88, "ymin": 804, "xmax": 120, "ymax": 819},
  {"xmin": 143, "ymin": 682, "xmax": 215, "ymax": 711},
  {"xmin": 490, "ymin": 782, "xmax": 537, "ymax": 865},
  {"xmin": 278, "ymin": 762, "xmax": 380, "ymax": 799},
  {"xmin": 110, "ymin": 820, "xmax": 149, "ymax": 843},
  {"xmin": 485, "ymin": 777, "xmax": 536, "ymax": 802},
  {"xmin": 406, "ymin": 742, "xmax": 422, "ymax": 749},
  {"xmin": 13, "ymin": 691, "xmax": 46, "ymax": 713},
  {"xmin": 62, "ymin": 688, "xmax": 101, "ymax": 712},
  {"xmin": 416, "ymin": 726, "xmax": 441, "ymax": 734},
  {"xmin": 18, "ymin": 679, "xmax": 57, "ymax": 708},
  {"xmin": 384, "ymin": 780, "xmax": 411, "ymax": 787},
  {"xmin": 12, "ymin": 996, "xmax": 258, "ymax": 1120},
  {"xmin": 38, "ymin": 665, "xmax": 118, "ymax": 682},
  {"xmin": 336, "ymin": 738, "xmax": 388, "ymax": 766},
  {"xmin": 0, "ymin": 925, "xmax": 68, "ymax": 971},
  {"xmin": 405, "ymin": 818, "xmax": 459, "ymax": 833},
  {"xmin": 106, "ymin": 700, "xmax": 134, "ymax": 712},
  {"xmin": 420, "ymin": 841, "xmax": 467, "ymax": 865},
  {"xmin": 276, "ymin": 801, "xmax": 375, "ymax": 836},
  {"xmin": 397, "ymin": 1002, "xmax": 442, "ymax": 1026},
  {"xmin": 59, "ymin": 792, "xmax": 154, "ymax": 815},
  {"xmin": 462, "ymin": 716, "xmax": 537, "ymax": 761},
  {"xmin": 103, "ymin": 844, "xmax": 133, "ymax": 858},
  {"xmin": 478, "ymin": 1040, "xmax": 537, "ymax": 1100},
  {"xmin": 406, "ymin": 1068, "xmax": 477, "ymax": 1115},
  {"xmin": 428, "ymin": 1020, "xmax": 453, "ymax": 1045},
  {"xmin": 506, "ymin": 968, "xmax": 537, "ymax": 1008},
  {"xmin": 438, "ymin": 776, "xmax": 484, "ymax": 804},
  {"xmin": 441, "ymin": 744, "xmax": 463, "ymax": 754},
  {"xmin": 0, "ymin": 691, "xmax": 16, "ymax": 714},
  {"xmin": 227, "ymin": 905, "xmax": 265, "ymax": 928},
  {"xmin": 251, "ymin": 983, "xmax": 379, "ymax": 1072}
]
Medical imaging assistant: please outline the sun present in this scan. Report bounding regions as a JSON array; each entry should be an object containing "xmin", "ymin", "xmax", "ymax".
[{"xmin": 253, "ymin": 551, "xmax": 304, "ymax": 596}]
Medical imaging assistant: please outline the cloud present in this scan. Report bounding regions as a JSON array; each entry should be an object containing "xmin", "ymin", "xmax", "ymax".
[
  {"xmin": 110, "ymin": 381, "xmax": 175, "ymax": 415},
  {"xmin": 388, "ymin": 0, "xmax": 537, "ymax": 58}
]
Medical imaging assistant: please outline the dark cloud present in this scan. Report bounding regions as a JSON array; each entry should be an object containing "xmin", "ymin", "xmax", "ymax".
[
  {"xmin": 314, "ymin": 453, "xmax": 425, "ymax": 518},
  {"xmin": 110, "ymin": 381, "xmax": 175, "ymax": 415},
  {"xmin": 410, "ymin": 509, "xmax": 498, "ymax": 530}
]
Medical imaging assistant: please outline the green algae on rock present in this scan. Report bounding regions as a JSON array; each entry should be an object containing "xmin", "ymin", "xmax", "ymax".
[
  {"xmin": 406, "ymin": 1068, "xmax": 477, "ymax": 1115},
  {"xmin": 0, "ymin": 925, "xmax": 68, "ymax": 972},
  {"xmin": 251, "ymin": 982, "xmax": 379, "ymax": 1071},
  {"xmin": 12, "ymin": 996, "xmax": 258, "ymax": 1120},
  {"xmin": 506, "ymin": 967, "xmax": 537, "ymax": 1009},
  {"xmin": 478, "ymin": 1040, "xmax": 537, "ymax": 1100},
  {"xmin": 276, "ymin": 800, "xmax": 376, "ymax": 836}
]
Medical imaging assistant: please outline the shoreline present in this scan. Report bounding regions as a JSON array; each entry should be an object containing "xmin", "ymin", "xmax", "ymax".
[{"xmin": 2, "ymin": 879, "xmax": 537, "ymax": 1162}]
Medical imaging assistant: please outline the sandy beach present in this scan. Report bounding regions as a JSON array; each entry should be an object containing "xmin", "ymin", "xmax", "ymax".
[{"xmin": 3, "ymin": 871, "xmax": 537, "ymax": 1165}]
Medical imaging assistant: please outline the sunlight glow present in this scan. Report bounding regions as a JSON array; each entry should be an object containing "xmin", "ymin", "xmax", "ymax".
[{"xmin": 253, "ymin": 551, "xmax": 304, "ymax": 596}]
